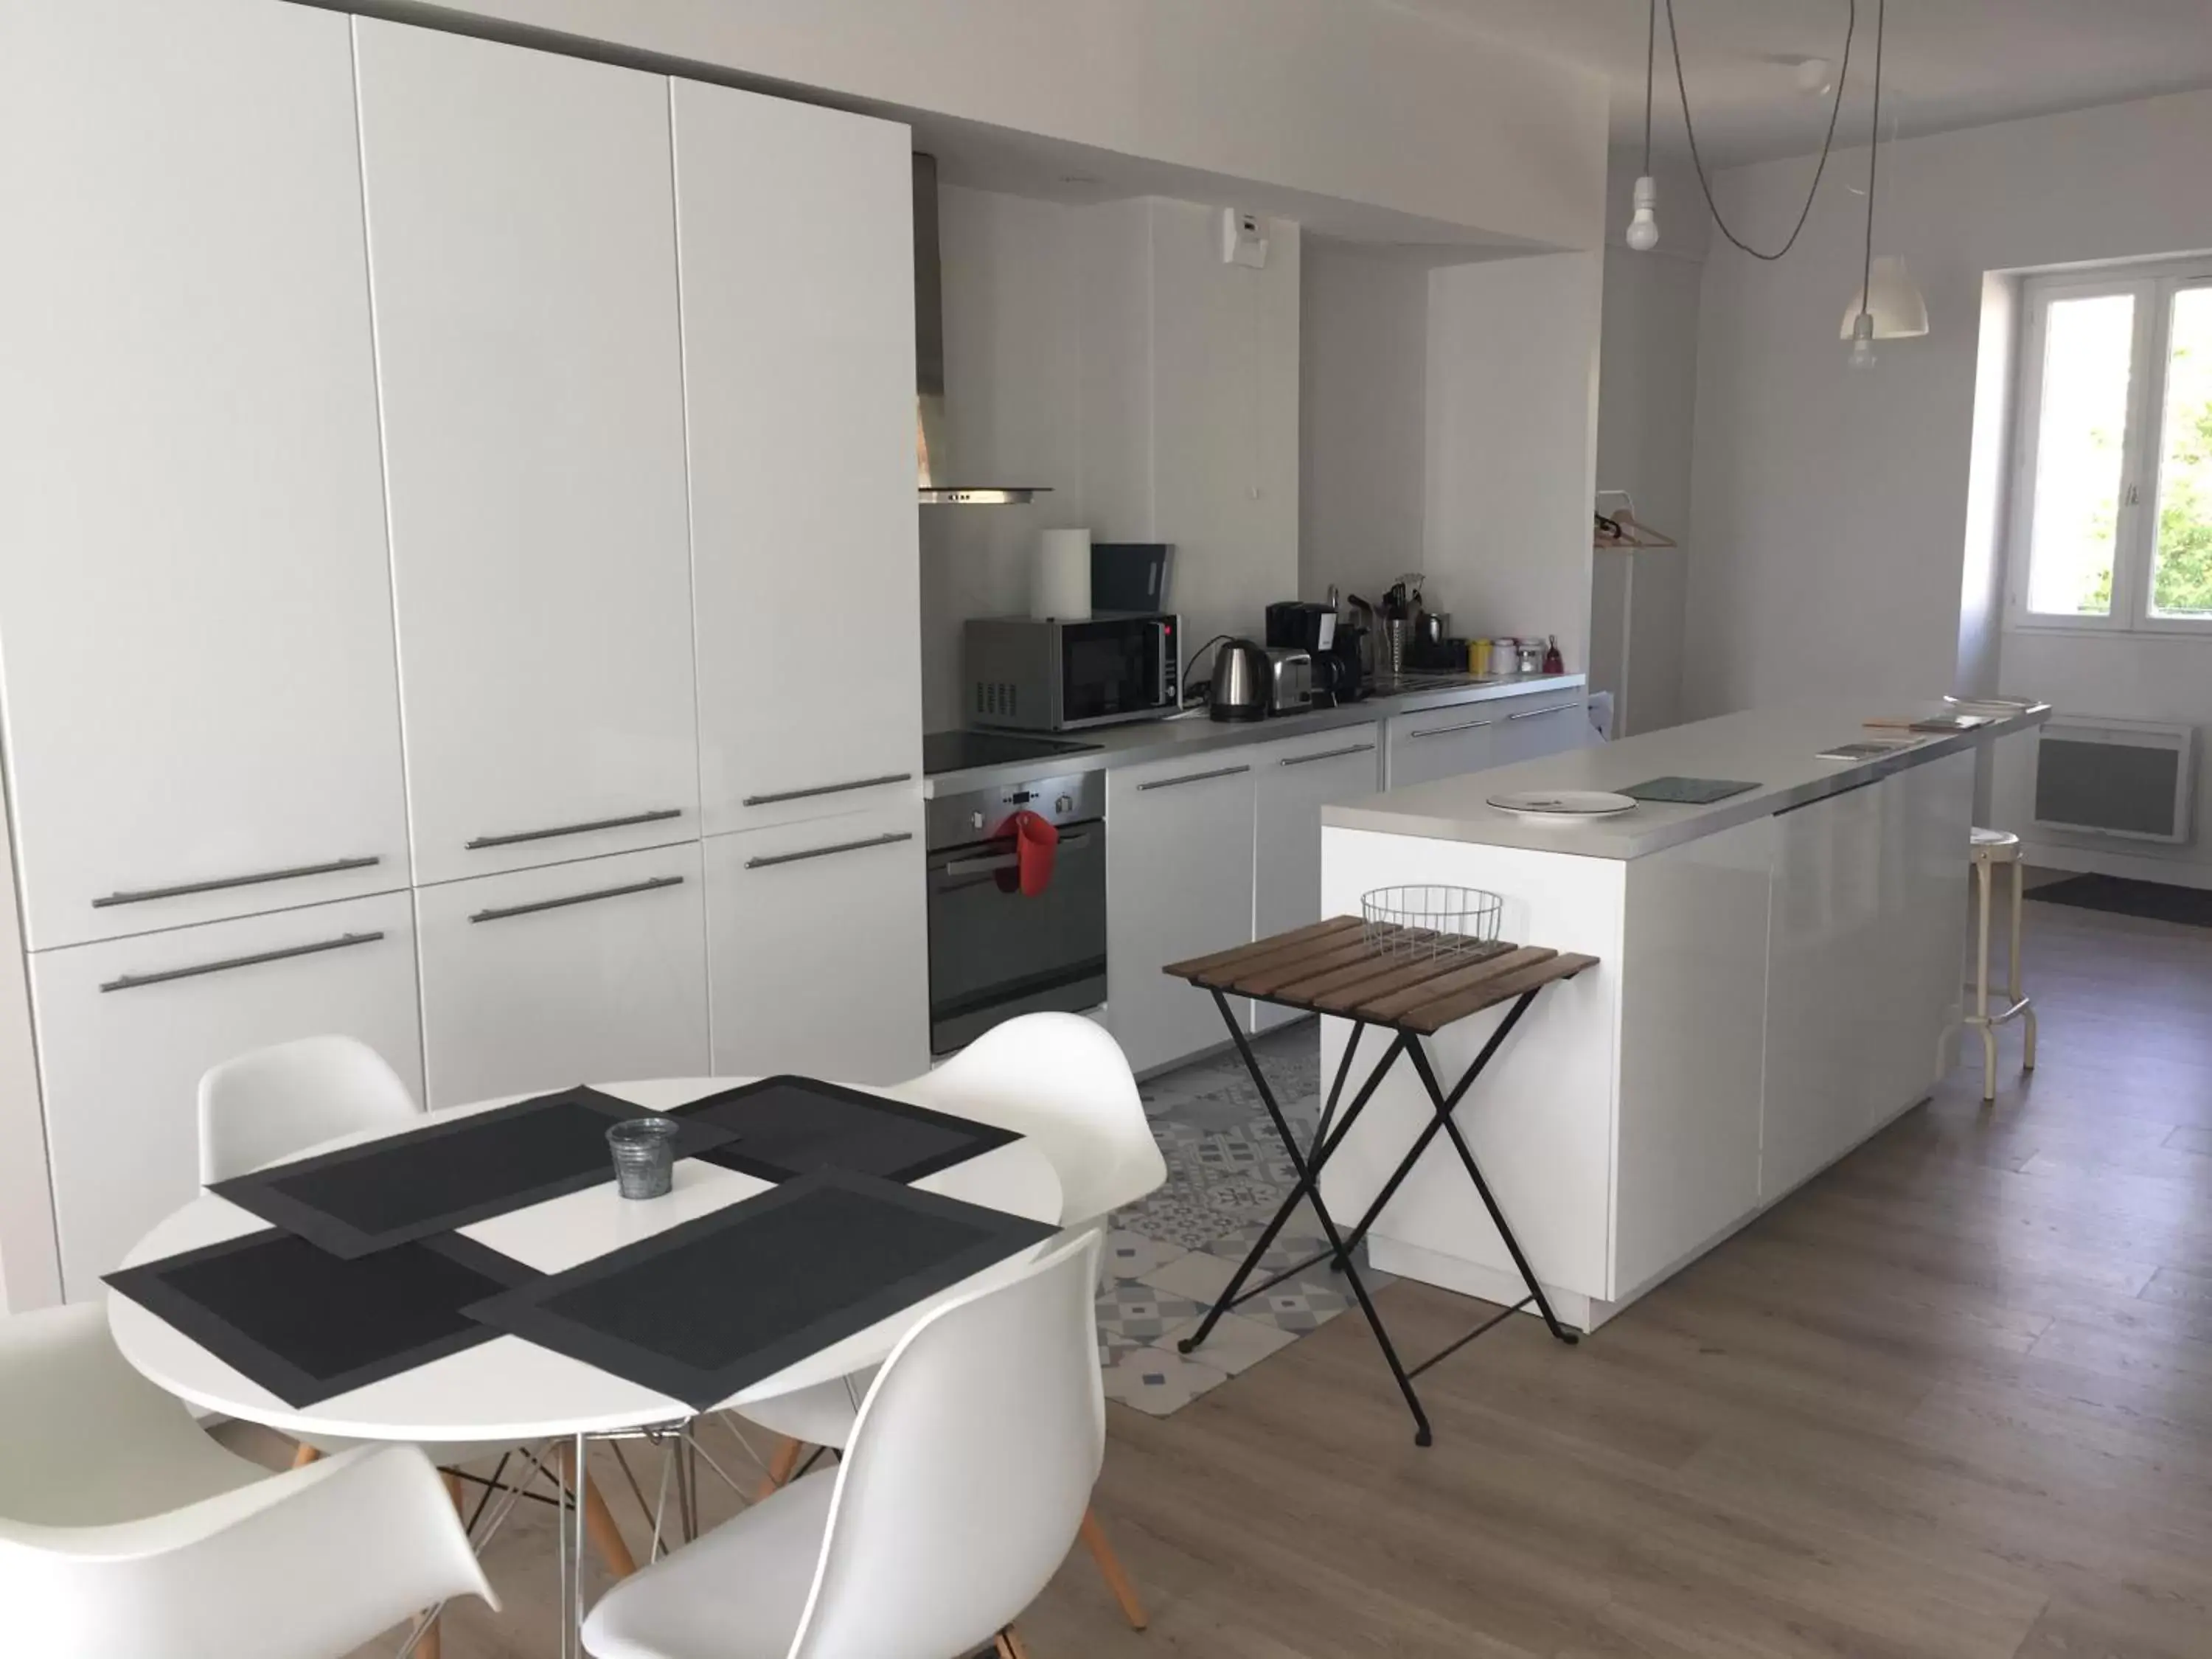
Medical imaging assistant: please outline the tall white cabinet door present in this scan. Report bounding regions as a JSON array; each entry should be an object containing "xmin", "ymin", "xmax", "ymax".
[
  {"xmin": 1385, "ymin": 706, "xmax": 1499, "ymax": 790},
  {"xmin": 0, "ymin": 0, "xmax": 409, "ymax": 951},
  {"xmin": 415, "ymin": 844, "xmax": 708, "ymax": 1110},
  {"xmin": 29, "ymin": 893, "xmax": 422, "ymax": 1299},
  {"xmin": 355, "ymin": 21, "xmax": 699, "ymax": 885},
  {"xmin": 703, "ymin": 805, "xmax": 929, "ymax": 1085},
  {"xmin": 671, "ymin": 81, "xmax": 922, "ymax": 832},
  {"xmin": 1106, "ymin": 752, "xmax": 1258, "ymax": 1074},
  {"xmin": 1252, "ymin": 728, "xmax": 1381, "ymax": 1032}
]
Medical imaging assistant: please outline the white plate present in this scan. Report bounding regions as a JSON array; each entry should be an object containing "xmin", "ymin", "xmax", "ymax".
[{"xmin": 1485, "ymin": 789, "xmax": 1637, "ymax": 819}]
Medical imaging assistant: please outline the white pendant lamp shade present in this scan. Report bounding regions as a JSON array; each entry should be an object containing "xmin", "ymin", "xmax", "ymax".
[{"xmin": 1840, "ymin": 255, "xmax": 1929, "ymax": 339}]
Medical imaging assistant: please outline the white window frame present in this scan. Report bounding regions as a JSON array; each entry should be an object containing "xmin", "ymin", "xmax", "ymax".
[{"xmin": 2004, "ymin": 255, "xmax": 2212, "ymax": 638}]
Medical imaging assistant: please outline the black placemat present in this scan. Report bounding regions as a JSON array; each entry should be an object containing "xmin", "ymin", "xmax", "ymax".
[
  {"xmin": 211, "ymin": 1086, "xmax": 737, "ymax": 1258},
  {"xmin": 462, "ymin": 1168, "xmax": 1054, "ymax": 1411},
  {"xmin": 105, "ymin": 1229, "xmax": 538, "ymax": 1408},
  {"xmin": 1621, "ymin": 776, "xmax": 1760, "ymax": 805},
  {"xmin": 668, "ymin": 1075, "xmax": 1019, "ymax": 1185}
]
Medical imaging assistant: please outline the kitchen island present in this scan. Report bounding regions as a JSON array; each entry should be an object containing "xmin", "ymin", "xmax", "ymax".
[{"xmin": 1318, "ymin": 700, "xmax": 2048, "ymax": 1329}]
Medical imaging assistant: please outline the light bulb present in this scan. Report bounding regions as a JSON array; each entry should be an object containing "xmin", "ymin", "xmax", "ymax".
[
  {"xmin": 1848, "ymin": 311, "xmax": 1877, "ymax": 369},
  {"xmin": 1625, "ymin": 174, "xmax": 1659, "ymax": 253}
]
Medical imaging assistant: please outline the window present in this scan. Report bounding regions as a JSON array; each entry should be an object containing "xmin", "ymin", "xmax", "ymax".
[{"xmin": 2009, "ymin": 260, "xmax": 2212, "ymax": 633}]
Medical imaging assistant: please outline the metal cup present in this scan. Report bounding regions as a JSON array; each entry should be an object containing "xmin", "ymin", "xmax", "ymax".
[{"xmin": 606, "ymin": 1116, "xmax": 681, "ymax": 1200}]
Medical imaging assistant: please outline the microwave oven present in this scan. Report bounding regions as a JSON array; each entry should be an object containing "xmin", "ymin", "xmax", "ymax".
[{"xmin": 964, "ymin": 613, "xmax": 1182, "ymax": 731}]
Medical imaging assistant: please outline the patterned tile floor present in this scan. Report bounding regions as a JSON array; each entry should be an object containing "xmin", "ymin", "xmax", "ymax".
[{"xmin": 1096, "ymin": 1020, "xmax": 1391, "ymax": 1416}]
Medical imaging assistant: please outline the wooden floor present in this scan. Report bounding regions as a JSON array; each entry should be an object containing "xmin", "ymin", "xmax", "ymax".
[{"xmin": 291, "ymin": 889, "xmax": 2212, "ymax": 1658}]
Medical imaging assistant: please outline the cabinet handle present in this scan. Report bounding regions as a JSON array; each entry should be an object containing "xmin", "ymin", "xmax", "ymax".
[
  {"xmin": 1137, "ymin": 764, "xmax": 1251, "ymax": 792},
  {"xmin": 1409, "ymin": 718, "xmax": 1492, "ymax": 739},
  {"xmin": 742, "ymin": 773, "xmax": 913, "ymax": 807},
  {"xmin": 465, "ymin": 808, "xmax": 683, "ymax": 849},
  {"xmin": 468, "ymin": 873, "xmax": 684, "ymax": 924},
  {"xmin": 939, "ymin": 830, "xmax": 1095, "ymax": 877},
  {"xmin": 92, "ymin": 855, "xmax": 383, "ymax": 909},
  {"xmin": 99, "ymin": 930, "xmax": 385, "ymax": 993},
  {"xmin": 1506, "ymin": 703, "xmax": 1579, "ymax": 722},
  {"xmin": 1279, "ymin": 742, "xmax": 1375, "ymax": 768},
  {"xmin": 745, "ymin": 831, "xmax": 914, "ymax": 870}
]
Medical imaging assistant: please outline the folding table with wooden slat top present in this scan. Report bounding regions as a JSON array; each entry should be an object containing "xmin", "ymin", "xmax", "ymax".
[{"xmin": 1162, "ymin": 917, "xmax": 1597, "ymax": 1444}]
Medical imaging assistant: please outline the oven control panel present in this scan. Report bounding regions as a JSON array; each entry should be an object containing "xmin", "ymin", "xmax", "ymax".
[{"xmin": 928, "ymin": 770, "xmax": 1105, "ymax": 851}]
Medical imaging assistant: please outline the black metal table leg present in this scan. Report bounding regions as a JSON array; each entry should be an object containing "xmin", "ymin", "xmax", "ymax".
[
  {"xmin": 1403, "ymin": 1037, "xmax": 1578, "ymax": 1345},
  {"xmin": 1182, "ymin": 992, "xmax": 1435, "ymax": 1444},
  {"xmin": 1324, "ymin": 990, "xmax": 1542, "ymax": 1273}
]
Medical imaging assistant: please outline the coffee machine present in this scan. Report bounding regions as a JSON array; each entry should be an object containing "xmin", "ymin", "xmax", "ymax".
[{"xmin": 1265, "ymin": 600, "xmax": 1366, "ymax": 703}]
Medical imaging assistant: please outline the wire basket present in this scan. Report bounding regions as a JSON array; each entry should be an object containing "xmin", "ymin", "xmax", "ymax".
[{"xmin": 1360, "ymin": 884, "xmax": 1503, "ymax": 960}]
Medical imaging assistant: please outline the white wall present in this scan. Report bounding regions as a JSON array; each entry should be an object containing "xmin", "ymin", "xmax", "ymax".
[
  {"xmin": 1591, "ymin": 152, "xmax": 1708, "ymax": 734},
  {"xmin": 917, "ymin": 189, "xmax": 1301, "ymax": 725},
  {"xmin": 1298, "ymin": 242, "xmax": 1430, "ymax": 605},
  {"xmin": 1425, "ymin": 251, "xmax": 1603, "ymax": 672},
  {"xmin": 917, "ymin": 185, "xmax": 1089, "ymax": 726},
  {"xmin": 396, "ymin": 0, "xmax": 1608, "ymax": 251},
  {"xmin": 1685, "ymin": 88, "xmax": 2212, "ymax": 883}
]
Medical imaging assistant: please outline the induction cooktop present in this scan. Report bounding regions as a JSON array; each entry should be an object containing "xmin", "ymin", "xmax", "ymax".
[{"xmin": 922, "ymin": 729, "xmax": 1104, "ymax": 776}]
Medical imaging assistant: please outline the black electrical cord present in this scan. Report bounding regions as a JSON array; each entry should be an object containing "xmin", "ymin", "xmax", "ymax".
[
  {"xmin": 1665, "ymin": 0, "xmax": 1856, "ymax": 261},
  {"xmin": 1642, "ymin": 0, "xmax": 1656, "ymax": 175},
  {"xmin": 1858, "ymin": 0, "xmax": 1887, "ymax": 317}
]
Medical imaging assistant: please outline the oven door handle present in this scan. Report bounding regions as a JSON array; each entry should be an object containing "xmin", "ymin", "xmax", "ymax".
[{"xmin": 935, "ymin": 830, "xmax": 1095, "ymax": 878}]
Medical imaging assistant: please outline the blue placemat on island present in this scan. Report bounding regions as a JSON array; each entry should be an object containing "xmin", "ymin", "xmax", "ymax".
[{"xmin": 1621, "ymin": 776, "xmax": 1759, "ymax": 805}]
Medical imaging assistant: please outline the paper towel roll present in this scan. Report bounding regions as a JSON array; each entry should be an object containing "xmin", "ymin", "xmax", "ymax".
[{"xmin": 1032, "ymin": 528, "xmax": 1092, "ymax": 620}]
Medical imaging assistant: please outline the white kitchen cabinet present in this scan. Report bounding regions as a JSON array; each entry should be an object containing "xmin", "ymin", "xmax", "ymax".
[
  {"xmin": 0, "ymin": 0, "xmax": 409, "ymax": 951},
  {"xmin": 1252, "ymin": 726, "xmax": 1382, "ymax": 1032},
  {"xmin": 672, "ymin": 81, "xmax": 922, "ymax": 834},
  {"xmin": 1491, "ymin": 691, "xmax": 1594, "ymax": 766},
  {"xmin": 1385, "ymin": 705, "xmax": 1500, "ymax": 790},
  {"xmin": 704, "ymin": 804, "xmax": 930, "ymax": 1085},
  {"xmin": 355, "ymin": 19, "xmax": 699, "ymax": 885},
  {"xmin": 1106, "ymin": 751, "xmax": 1259, "ymax": 1074},
  {"xmin": 29, "ymin": 892, "xmax": 422, "ymax": 1299},
  {"xmin": 414, "ymin": 844, "xmax": 709, "ymax": 1110},
  {"xmin": 1761, "ymin": 780, "xmax": 1889, "ymax": 1198}
]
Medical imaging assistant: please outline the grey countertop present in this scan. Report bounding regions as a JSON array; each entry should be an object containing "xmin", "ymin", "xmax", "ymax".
[
  {"xmin": 1321, "ymin": 699, "xmax": 2051, "ymax": 860},
  {"xmin": 920, "ymin": 672, "xmax": 1589, "ymax": 798}
]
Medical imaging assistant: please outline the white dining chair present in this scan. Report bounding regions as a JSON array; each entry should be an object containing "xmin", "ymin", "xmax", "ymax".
[
  {"xmin": 737, "ymin": 1012, "xmax": 1161, "ymax": 1630},
  {"xmin": 197, "ymin": 1035, "xmax": 644, "ymax": 1621},
  {"xmin": 0, "ymin": 1301, "xmax": 495, "ymax": 1659},
  {"xmin": 584, "ymin": 1229, "xmax": 1105, "ymax": 1659},
  {"xmin": 197, "ymin": 1034, "xmax": 421, "ymax": 1189}
]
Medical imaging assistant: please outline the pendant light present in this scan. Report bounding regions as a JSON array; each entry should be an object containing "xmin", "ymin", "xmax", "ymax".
[
  {"xmin": 1841, "ymin": 0, "xmax": 1925, "ymax": 365},
  {"xmin": 1624, "ymin": 0, "xmax": 1660, "ymax": 250}
]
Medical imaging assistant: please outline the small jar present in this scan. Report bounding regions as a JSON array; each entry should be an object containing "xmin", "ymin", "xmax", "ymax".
[
  {"xmin": 1469, "ymin": 639, "xmax": 1492, "ymax": 675},
  {"xmin": 1515, "ymin": 640, "xmax": 1544, "ymax": 675},
  {"xmin": 606, "ymin": 1116, "xmax": 682, "ymax": 1200},
  {"xmin": 1491, "ymin": 636, "xmax": 1517, "ymax": 674}
]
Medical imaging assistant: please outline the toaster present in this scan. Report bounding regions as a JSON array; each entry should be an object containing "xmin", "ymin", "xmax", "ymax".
[{"xmin": 1264, "ymin": 647, "xmax": 1312, "ymax": 715}]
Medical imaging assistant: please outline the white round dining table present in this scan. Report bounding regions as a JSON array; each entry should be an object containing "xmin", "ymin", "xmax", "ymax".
[{"xmin": 107, "ymin": 1075, "xmax": 1064, "ymax": 1446}]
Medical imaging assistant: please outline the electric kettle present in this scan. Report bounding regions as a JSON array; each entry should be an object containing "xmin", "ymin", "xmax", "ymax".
[{"xmin": 1207, "ymin": 638, "xmax": 1271, "ymax": 723}]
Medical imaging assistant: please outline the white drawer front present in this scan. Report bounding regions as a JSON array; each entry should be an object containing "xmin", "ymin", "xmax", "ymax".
[
  {"xmin": 31, "ymin": 891, "xmax": 423, "ymax": 1298},
  {"xmin": 703, "ymin": 804, "xmax": 928, "ymax": 1086},
  {"xmin": 415, "ymin": 844, "xmax": 709, "ymax": 1110}
]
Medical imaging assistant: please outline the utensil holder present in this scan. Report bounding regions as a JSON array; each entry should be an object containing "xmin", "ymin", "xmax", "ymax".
[{"xmin": 606, "ymin": 1116, "xmax": 681, "ymax": 1200}]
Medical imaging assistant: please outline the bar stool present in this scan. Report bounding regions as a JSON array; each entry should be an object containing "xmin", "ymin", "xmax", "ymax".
[{"xmin": 1966, "ymin": 827, "xmax": 2037, "ymax": 1101}]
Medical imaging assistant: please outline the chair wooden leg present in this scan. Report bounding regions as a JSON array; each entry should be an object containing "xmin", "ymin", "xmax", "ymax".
[
  {"xmin": 556, "ymin": 1441, "xmax": 639, "ymax": 1579},
  {"xmin": 755, "ymin": 1435, "xmax": 804, "ymax": 1501},
  {"xmin": 995, "ymin": 1628, "xmax": 1032, "ymax": 1659},
  {"xmin": 290, "ymin": 1441, "xmax": 321, "ymax": 1470},
  {"xmin": 1079, "ymin": 1506, "xmax": 1147, "ymax": 1630}
]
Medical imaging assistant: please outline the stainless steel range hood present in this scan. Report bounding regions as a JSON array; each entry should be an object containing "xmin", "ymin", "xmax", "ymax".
[{"xmin": 914, "ymin": 153, "xmax": 1048, "ymax": 507}]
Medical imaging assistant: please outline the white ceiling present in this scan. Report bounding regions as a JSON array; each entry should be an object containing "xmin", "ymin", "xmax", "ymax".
[{"xmin": 1393, "ymin": 0, "xmax": 2212, "ymax": 164}]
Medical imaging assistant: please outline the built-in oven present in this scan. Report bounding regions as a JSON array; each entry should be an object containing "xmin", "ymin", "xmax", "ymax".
[
  {"xmin": 925, "ymin": 770, "xmax": 1106, "ymax": 1055},
  {"xmin": 964, "ymin": 613, "xmax": 1181, "ymax": 731}
]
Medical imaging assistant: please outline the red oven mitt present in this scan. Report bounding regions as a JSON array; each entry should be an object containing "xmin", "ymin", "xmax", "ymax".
[{"xmin": 1008, "ymin": 808, "xmax": 1060, "ymax": 897}]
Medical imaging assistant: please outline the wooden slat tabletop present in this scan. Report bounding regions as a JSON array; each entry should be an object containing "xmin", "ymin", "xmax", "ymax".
[{"xmin": 1164, "ymin": 917, "xmax": 1596, "ymax": 1036}]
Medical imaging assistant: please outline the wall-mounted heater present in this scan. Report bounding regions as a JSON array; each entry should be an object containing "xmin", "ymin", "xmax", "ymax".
[{"xmin": 2032, "ymin": 716, "xmax": 2196, "ymax": 844}]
